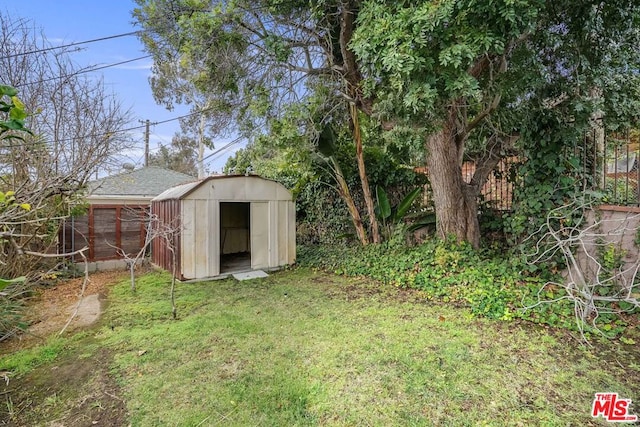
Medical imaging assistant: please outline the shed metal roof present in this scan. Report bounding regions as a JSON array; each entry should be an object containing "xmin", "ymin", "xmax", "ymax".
[
  {"xmin": 152, "ymin": 175, "xmax": 288, "ymax": 201},
  {"xmin": 89, "ymin": 167, "xmax": 195, "ymax": 197}
]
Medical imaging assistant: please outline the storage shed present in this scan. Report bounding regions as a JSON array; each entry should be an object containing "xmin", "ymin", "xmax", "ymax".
[{"xmin": 151, "ymin": 175, "xmax": 295, "ymax": 280}]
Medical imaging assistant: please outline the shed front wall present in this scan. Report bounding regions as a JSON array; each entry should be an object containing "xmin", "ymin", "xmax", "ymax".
[
  {"xmin": 180, "ymin": 199, "xmax": 219, "ymax": 279},
  {"xmin": 178, "ymin": 199, "xmax": 295, "ymax": 280},
  {"xmin": 250, "ymin": 200, "xmax": 296, "ymax": 272}
]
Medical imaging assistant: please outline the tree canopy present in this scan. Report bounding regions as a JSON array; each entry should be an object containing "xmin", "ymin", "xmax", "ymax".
[
  {"xmin": 351, "ymin": 0, "xmax": 640, "ymax": 246},
  {"xmin": 148, "ymin": 133, "xmax": 200, "ymax": 177},
  {"xmin": 133, "ymin": 0, "xmax": 640, "ymax": 247}
]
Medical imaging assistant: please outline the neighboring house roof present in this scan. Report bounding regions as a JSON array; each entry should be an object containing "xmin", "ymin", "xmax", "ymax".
[{"xmin": 89, "ymin": 166, "xmax": 195, "ymax": 197}]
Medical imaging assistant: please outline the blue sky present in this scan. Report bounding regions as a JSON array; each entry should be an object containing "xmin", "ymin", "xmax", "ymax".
[{"xmin": 3, "ymin": 0, "xmax": 241, "ymax": 173}]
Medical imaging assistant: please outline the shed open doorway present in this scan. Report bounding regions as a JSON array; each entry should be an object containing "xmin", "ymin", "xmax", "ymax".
[{"xmin": 220, "ymin": 202, "xmax": 251, "ymax": 273}]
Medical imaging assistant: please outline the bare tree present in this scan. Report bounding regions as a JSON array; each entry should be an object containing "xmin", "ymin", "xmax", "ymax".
[
  {"xmin": 109, "ymin": 207, "xmax": 181, "ymax": 318},
  {"xmin": 0, "ymin": 13, "xmax": 135, "ymax": 277},
  {"xmin": 524, "ymin": 200, "xmax": 640, "ymax": 342},
  {"xmin": 0, "ymin": 83, "xmax": 96, "ymax": 340}
]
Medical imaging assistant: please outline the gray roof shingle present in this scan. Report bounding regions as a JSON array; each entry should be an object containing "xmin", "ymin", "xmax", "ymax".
[{"xmin": 89, "ymin": 167, "xmax": 195, "ymax": 197}]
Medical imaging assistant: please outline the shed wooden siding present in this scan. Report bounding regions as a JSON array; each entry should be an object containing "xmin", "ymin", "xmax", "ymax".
[
  {"xmin": 151, "ymin": 199, "xmax": 182, "ymax": 278},
  {"xmin": 60, "ymin": 205, "xmax": 148, "ymax": 262}
]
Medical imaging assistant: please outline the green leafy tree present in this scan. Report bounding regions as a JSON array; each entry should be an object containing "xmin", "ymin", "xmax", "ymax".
[
  {"xmin": 224, "ymin": 102, "xmax": 427, "ymax": 244},
  {"xmin": 149, "ymin": 133, "xmax": 199, "ymax": 177},
  {"xmin": 133, "ymin": 0, "xmax": 385, "ymax": 244},
  {"xmin": 351, "ymin": 0, "xmax": 640, "ymax": 248}
]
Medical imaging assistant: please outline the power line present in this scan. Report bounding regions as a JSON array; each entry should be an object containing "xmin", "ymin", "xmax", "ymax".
[
  {"xmin": 149, "ymin": 131, "xmax": 172, "ymax": 146},
  {"xmin": 1, "ymin": 107, "xmax": 220, "ymax": 149},
  {"xmin": 14, "ymin": 55, "xmax": 152, "ymax": 88},
  {"xmin": 1, "ymin": 0, "xmax": 307, "ymax": 63},
  {"xmin": 202, "ymin": 136, "xmax": 244, "ymax": 162},
  {"xmin": 207, "ymin": 144, "xmax": 242, "ymax": 165},
  {"xmin": 0, "ymin": 31, "xmax": 142, "ymax": 60}
]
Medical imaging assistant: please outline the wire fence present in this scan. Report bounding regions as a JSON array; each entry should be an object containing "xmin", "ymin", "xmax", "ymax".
[
  {"xmin": 467, "ymin": 128, "xmax": 639, "ymax": 211},
  {"xmin": 590, "ymin": 128, "xmax": 640, "ymax": 207}
]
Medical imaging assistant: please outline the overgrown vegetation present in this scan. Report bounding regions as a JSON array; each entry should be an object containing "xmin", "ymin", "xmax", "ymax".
[
  {"xmin": 505, "ymin": 109, "xmax": 589, "ymax": 247},
  {"xmin": 0, "ymin": 13, "xmax": 132, "ymax": 338},
  {"xmin": 298, "ymin": 239, "xmax": 640, "ymax": 340},
  {"xmin": 2, "ymin": 269, "xmax": 639, "ymax": 425},
  {"xmin": 225, "ymin": 130, "xmax": 427, "ymax": 245}
]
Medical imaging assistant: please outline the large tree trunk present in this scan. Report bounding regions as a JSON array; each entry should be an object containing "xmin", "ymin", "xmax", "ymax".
[{"xmin": 426, "ymin": 123, "xmax": 481, "ymax": 248}]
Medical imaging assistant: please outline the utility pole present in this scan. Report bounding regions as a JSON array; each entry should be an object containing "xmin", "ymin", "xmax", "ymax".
[
  {"xmin": 198, "ymin": 113, "xmax": 206, "ymax": 179},
  {"xmin": 139, "ymin": 119, "xmax": 150, "ymax": 167}
]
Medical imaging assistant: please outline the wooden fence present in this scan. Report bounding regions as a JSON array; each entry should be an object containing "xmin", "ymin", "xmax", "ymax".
[{"xmin": 59, "ymin": 205, "xmax": 148, "ymax": 262}]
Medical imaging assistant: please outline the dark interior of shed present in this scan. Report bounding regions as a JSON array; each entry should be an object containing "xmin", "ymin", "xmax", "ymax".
[{"xmin": 220, "ymin": 202, "xmax": 251, "ymax": 273}]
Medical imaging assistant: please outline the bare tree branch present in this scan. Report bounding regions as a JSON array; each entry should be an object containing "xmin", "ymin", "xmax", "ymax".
[{"xmin": 523, "ymin": 201, "xmax": 640, "ymax": 342}]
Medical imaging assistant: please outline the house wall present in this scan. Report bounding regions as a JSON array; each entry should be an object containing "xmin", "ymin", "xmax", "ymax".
[{"xmin": 87, "ymin": 195, "xmax": 152, "ymax": 205}]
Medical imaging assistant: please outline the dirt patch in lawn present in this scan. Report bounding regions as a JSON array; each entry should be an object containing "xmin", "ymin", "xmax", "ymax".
[
  {"xmin": 0, "ymin": 270, "xmax": 133, "ymax": 426},
  {"xmin": 0, "ymin": 347, "xmax": 128, "ymax": 426},
  {"xmin": 317, "ymin": 274, "xmax": 429, "ymax": 304},
  {"xmin": 3, "ymin": 270, "xmax": 129, "ymax": 353}
]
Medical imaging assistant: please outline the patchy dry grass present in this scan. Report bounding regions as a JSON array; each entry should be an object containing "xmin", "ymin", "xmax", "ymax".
[{"xmin": 2, "ymin": 268, "xmax": 639, "ymax": 426}]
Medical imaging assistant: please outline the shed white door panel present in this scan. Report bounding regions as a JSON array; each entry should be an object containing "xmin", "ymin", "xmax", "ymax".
[
  {"xmin": 181, "ymin": 199, "xmax": 196, "ymax": 279},
  {"xmin": 288, "ymin": 201, "xmax": 296, "ymax": 264},
  {"xmin": 277, "ymin": 201, "xmax": 289, "ymax": 266},
  {"xmin": 193, "ymin": 200, "xmax": 209, "ymax": 279},
  {"xmin": 210, "ymin": 199, "xmax": 220, "ymax": 277},
  {"xmin": 250, "ymin": 202, "xmax": 269, "ymax": 269}
]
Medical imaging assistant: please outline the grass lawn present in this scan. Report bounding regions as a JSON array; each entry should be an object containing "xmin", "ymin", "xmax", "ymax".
[{"xmin": 1, "ymin": 267, "xmax": 639, "ymax": 426}]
